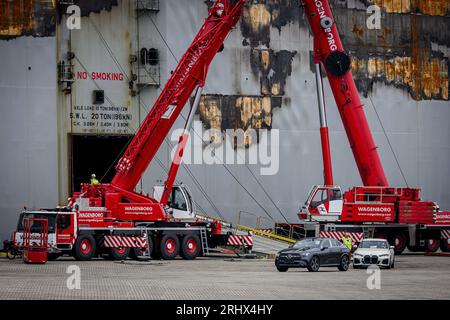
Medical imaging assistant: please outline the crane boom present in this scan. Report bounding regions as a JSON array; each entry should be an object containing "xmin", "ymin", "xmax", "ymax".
[
  {"xmin": 303, "ymin": 0, "xmax": 388, "ymax": 187},
  {"xmin": 112, "ymin": 0, "xmax": 244, "ymax": 192}
]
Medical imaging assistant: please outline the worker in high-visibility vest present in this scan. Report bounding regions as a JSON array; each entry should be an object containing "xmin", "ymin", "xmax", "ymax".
[
  {"xmin": 90, "ymin": 174, "xmax": 100, "ymax": 185},
  {"xmin": 341, "ymin": 233, "xmax": 353, "ymax": 251}
]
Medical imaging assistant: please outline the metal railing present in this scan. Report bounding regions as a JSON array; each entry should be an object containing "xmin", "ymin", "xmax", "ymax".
[
  {"xmin": 136, "ymin": 0, "xmax": 159, "ymax": 11},
  {"xmin": 58, "ymin": 62, "xmax": 75, "ymax": 84},
  {"xmin": 136, "ymin": 65, "xmax": 160, "ymax": 87},
  {"xmin": 352, "ymin": 186, "xmax": 406, "ymax": 203},
  {"xmin": 236, "ymin": 211, "xmax": 274, "ymax": 230},
  {"xmin": 236, "ymin": 211, "xmax": 303, "ymax": 243},
  {"xmin": 274, "ymin": 224, "xmax": 306, "ymax": 240}
]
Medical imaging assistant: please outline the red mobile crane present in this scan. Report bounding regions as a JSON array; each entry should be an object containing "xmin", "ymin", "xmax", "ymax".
[
  {"xmin": 293, "ymin": 0, "xmax": 450, "ymax": 254},
  {"xmin": 11, "ymin": 0, "xmax": 246, "ymax": 261}
]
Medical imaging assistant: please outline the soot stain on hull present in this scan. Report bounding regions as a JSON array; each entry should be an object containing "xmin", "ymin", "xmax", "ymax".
[
  {"xmin": 240, "ymin": 0, "xmax": 302, "ymax": 48},
  {"xmin": 251, "ymin": 49, "xmax": 297, "ymax": 96},
  {"xmin": 58, "ymin": 0, "xmax": 118, "ymax": 18},
  {"xmin": 204, "ymin": 0, "xmax": 299, "ymax": 140},
  {"xmin": 198, "ymin": 95, "xmax": 283, "ymax": 146}
]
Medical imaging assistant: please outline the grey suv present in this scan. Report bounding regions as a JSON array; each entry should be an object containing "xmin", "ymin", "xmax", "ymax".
[{"xmin": 275, "ymin": 237, "xmax": 350, "ymax": 272}]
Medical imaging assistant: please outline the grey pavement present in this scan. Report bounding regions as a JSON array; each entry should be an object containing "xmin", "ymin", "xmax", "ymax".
[{"xmin": 1, "ymin": 254, "xmax": 449, "ymax": 300}]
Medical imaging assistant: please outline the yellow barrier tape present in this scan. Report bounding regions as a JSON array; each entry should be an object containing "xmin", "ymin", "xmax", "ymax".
[
  {"xmin": 237, "ymin": 225, "xmax": 297, "ymax": 244},
  {"xmin": 195, "ymin": 212, "xmax": 297, "ymax": 244}
]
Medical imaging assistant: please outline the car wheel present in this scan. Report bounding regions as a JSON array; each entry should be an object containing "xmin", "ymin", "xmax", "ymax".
[
  {"xmin": 307, "ymin": 256, "xmax": 320, "ymax": 272},
  {"xmin": 338, "ymin": 254, "xmax": 349, "ymax": 271},
  {"xmin": 276, "ymin": 266, "xmax": 288, "ymax": 272},
  {"xmin": 391, "ymin": 259, "xmax": 395, "ymax": 269}
]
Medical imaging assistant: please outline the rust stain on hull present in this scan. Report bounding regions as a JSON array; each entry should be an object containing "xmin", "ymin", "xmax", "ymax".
[
  {"xmin": 0, "ymin": 0, "xmax": 56, "ymax": 39},
  {"xmin": 333, "ymin": 2, "xmax": 449, "ymax": 101},
  {"xmin": 352, "ymin": 55, "xmax": 449, "ymax": 100},
  {"xmin": 239, "ymin": 0, "xmax": 449, "ymax": 103},
  {"xmin": 365, "ymin": 0, "xmax": 449, "ymax": 16},
  {"xmin": 0, "ymin": 0, "xmax": 118, "ymax": 39}
]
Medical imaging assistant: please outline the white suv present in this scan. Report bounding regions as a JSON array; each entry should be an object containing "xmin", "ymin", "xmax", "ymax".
[{"xmin": 353, "ymin": 239, "xmax": 395, "ymax": 269}]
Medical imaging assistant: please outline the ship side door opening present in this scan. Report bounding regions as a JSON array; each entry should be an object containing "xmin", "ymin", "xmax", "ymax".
[{"xmin": 70, "ymin": 135, "xmax": 131, "ymax": 193}]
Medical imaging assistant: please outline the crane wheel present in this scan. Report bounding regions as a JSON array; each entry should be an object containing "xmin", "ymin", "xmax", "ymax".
[
  {"xmin": 425, "ymin": 239, "xmax": 439, "ymax": 253},
  {"xmin": 180, "ymin": 235, "xmax": 201, "ymax": 260},
  {"xmin": 160, "ymin": 234, "xmax": 180, "ymax": 260},
  {"xmin": 130, "ymin": 237, "xmax": 154, "ymax": 259},
  {"xmin": 74, "ymin": 234, "xmax": 96, "ymax": 261},
  {"xmin": 391, "ymin": 232, "xmax": 407, "ymax": 255},
  {"xmin": 109, "ymin": 247, "xmax": 130, "ymax": 260},
  {"xmin": 440, "ymin": 239, "xmax": 450, "ymax": 252}
]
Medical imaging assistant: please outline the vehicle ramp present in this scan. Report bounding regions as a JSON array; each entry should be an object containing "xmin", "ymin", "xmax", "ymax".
[
  {"xmin": 229, "ymin": 226, "xmax": 293, "ymax": 255},
  {"xmin": 196, "ymin": 213, "xmax": 293, "ymax": 256}
]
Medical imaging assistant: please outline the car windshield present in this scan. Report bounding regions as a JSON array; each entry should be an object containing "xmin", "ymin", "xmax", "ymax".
[
  {"xmin": 292, "ymin": 239, "xmax": 322, "ymax": 249},
  {"xmin": 359, "ymin": 240, "xmax": 389, "ymax": 249}
]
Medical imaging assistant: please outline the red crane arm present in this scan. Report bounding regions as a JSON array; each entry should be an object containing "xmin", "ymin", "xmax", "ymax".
[
  {"xmin": 303, "ymin": 0, "xmax": 388, "ymax": 187},
  {"xmin": 111, "ymin": 0, "xmax": 244, "ymax": 192}
]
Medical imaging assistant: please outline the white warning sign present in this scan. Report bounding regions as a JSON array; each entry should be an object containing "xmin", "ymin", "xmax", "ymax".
[{"xmin": 70, "ymin": 105, "xmax": 133, "ymax": 134}]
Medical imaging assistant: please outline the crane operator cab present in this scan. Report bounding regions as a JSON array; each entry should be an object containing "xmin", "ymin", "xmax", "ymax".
[
  {"xmin": 153, "ymin": 184, "xmax": 195, "ymax": 220},
  {"xmin": 299, "ymin": 185, "xmax": 343, "ymax": 221}
]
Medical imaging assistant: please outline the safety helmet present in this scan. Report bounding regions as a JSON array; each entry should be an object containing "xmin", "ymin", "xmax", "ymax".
[{"xmin": 91, "ymin": 174, "xmax": 96, "ymax": 178}]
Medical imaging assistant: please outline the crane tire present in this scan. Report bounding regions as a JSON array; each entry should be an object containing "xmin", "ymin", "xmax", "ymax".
[
  {"xmin": 130, "ymin": 237, "xmax": 153, "ymax": 259},
  {"xmin": 74, "ymin": 234, "xmax": 96, "ymax": 261},
  {"xmin": 160, "ymin": 234, "xmax": 180, "ymax": 260},
  {"xmin": 390, "ymin": 232, "xmax": 407, "ymax": 255},
  {"xmin": 180, "ymin": 235, "xmax": 201, "ymax": 260},
  {"xmin": 425, "ymin": 239, "xmax": 439, "ymax": 253},
  {"xmin": 440, "ymin": 239, "xmax": 450, "ymax": 252},
  {"xmin": 108, "ymin": 247, "xmax": 130, "ymax": 260}
]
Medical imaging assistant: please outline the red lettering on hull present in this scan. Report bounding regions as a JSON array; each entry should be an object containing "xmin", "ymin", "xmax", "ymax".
[{"xmin": 76, "ymin": 71, "xmax": 124, "ymax": 81}]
